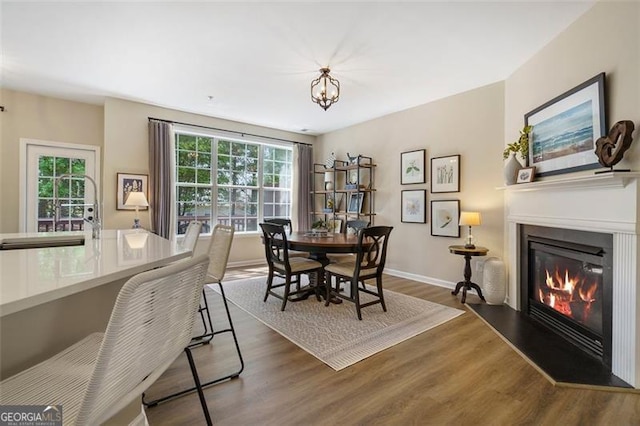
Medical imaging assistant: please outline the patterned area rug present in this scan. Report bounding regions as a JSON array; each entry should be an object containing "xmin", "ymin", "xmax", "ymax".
[{"xmin": 211, "ymin": 277, "xmax": 464, "ymax": 371}]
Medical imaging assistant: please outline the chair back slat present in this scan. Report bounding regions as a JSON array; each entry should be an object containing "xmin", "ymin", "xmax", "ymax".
[
  {"xmin": 264, "ymin": 218, "xmax": 293, "ymax": 235},
  {"xmin": 259, "ymin": 223, "xmax": 291, "ymax": 272},
  {"xmin": 356, "ymin": 226, "xmax": 393, "ymax": 274},
  {"xmin": 76, "ymin": 255, "xmax": 210, "ymax": 425},
  {"xmin": 207, "ymin": 224, "xmax": 234, "ymax": 282}
]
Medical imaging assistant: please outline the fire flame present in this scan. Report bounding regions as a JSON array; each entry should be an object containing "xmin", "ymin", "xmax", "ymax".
[{"xmin": 537, "ymin": 268, "xmax": 599, "ymax": 322}]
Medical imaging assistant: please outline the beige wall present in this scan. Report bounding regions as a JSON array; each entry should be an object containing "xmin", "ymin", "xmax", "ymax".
[
  {"xmin": 503, "ymin": 1, "xmax": 640, "ymax": 286},
  {"xmin": 318, "ymin": 82, "xmax": 505, "ymax": 287},
  {"xmin": 0, "ymin": 89, "xmax": 104, "ymax": 233},
  {"xmin": 103, "ymin": 98, "xmax": 316, "ymax": 264}
]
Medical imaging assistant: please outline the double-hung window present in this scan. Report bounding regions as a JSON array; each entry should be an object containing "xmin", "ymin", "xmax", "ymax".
[{"xmin": 175, "ymin": 131, "xmax": 292, "ymax": 235}]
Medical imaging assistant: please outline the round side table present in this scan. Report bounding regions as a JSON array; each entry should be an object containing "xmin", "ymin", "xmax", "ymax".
[{"xmin": 448, "ymin": 245, "xmax": 489, "ymax": 303}]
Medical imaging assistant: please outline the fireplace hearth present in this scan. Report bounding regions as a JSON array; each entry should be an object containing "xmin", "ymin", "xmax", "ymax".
[{"xmin": 520, "ymin": 225, "xmax": 613, "ymax": 367}]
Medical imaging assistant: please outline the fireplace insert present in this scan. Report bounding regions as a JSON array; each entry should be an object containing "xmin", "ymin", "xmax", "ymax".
[{"xmin": 520, "ymin": 225, "xmax": 613, "ymax": 367}]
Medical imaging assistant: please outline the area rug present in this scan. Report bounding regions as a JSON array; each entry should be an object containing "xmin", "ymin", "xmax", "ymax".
[{"xmin": 209, "ymin": 277, "xmax": 464, "ymax": 371}]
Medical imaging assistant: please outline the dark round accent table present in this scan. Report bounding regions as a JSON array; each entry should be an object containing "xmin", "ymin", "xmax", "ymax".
[{"xmin": 448, "ymin": 245, "xmax": 489, "ymax": 304}]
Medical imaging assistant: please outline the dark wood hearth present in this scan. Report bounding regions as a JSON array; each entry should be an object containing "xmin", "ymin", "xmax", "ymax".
[{"xmin": 467, "ymin": 303, "xmax": 632, "ymax": 389}]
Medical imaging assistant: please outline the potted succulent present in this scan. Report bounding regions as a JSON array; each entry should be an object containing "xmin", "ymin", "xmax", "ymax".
[{"xmin": 503, "ymin": 125, "xmax": 532, "ymax": 185}]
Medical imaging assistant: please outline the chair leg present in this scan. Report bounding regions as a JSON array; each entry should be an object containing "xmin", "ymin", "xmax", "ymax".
[
  {"xmin": 184, "ymin": 347, "xmax": 213, "ymax": 426},
  {"xmin": 325, "ymin": 272, "xmax": 332, "ymax": 306},
  {"xmin": 353, "ymin": 278, "xmax": 362, "ymax": 320},
  {"xmin": 281, "ymin": 276, "xmax": 291, "ymax": 311},
  {"xmin": 314, "ymin": 270, "xmax": 322, "ymax": 302},
  {"xmin": 190, "ymin": 289, "xmax": 215, "ymax": 346},
  {"xmin": 142, "ymin": 284, "xmax": 244, "ymax": 408},
  {"xmin": 377, "ymin": 275, "xmax": 387, "ymax": 312},
  {"xmin": 264, "ymin": 271, "xmax": 274, "ymax": 302}
]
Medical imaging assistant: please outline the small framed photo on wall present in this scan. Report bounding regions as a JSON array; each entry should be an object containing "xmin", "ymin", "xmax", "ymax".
[
  {"xmin": 401, "ymin": 190, "xmax": 426, "ymax": 223},
  {"xmin": 431, "ymin": 154, "xmax": 460, "ymax": 193},
  {"xmin": 117, "ymin": 173, "xmax": 149, "ymax": 210},
  {"xmin": 401, "ymin": 149, "xmax": 426, "ymax": 184},
  {"xmin": 430, "ymin": 199, "xmax": 460, "ymax": 237}
]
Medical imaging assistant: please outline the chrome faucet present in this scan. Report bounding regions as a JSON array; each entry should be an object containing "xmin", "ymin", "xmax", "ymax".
[{"xmin": 53, "ymin": 174, "xmax": 101, "ymax": 239}]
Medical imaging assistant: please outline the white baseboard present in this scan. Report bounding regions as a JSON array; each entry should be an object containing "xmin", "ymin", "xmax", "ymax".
[
  {"xmin": 228, "ymin": 259, "xmax": 266, "ymax": 268},
  {"xmin": 384, "ymin": 268, "xmax": 455, "ymax": 290}
]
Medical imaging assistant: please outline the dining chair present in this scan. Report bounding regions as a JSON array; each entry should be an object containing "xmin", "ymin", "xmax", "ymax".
[
  {"xmin": 0, "ymin": 255, "xmax": 212, "ymax": 425},
  {"xmin": 260, "ymin": 222, "xmax": 323, "ymax": 311},
  {"xmin": 325, "ymin": 226, "xmax": 393, "ymax": 320},
  {"xmin": 143, "ymin": 224, "xmax": 244, "ymax": 409},
  {"xmin": 264, "ymin": 218, "xmax": 309, "ymax": 258},
  {"xmin": 328, "ymin": 219, "xmax": 370, "ymax": 264},
  {"xmin": 180, "ymin": 220, "xmax": 203, "ymax": 254}
]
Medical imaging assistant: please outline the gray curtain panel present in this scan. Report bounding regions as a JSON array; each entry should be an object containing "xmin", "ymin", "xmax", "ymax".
[
  {"xmin": 148, "ymin": 120, "xmax": 174, "ymax": 239},
  {"xmin": 293, "ymin": 144, "xmax": 312, "ymax": 231}
]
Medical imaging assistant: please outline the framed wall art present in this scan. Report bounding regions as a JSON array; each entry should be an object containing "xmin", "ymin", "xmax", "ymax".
[
  {"xmin": 526, "ymin": 72, "xmax": 606, "ymax": 177},
  {"xmin": 117, "ymin": 173, "xmax": 149, "ymax": 210},
  {"xmin": 401, "ymin": 190, "xmax": 426, "ymax": 223},
  {"xmin": 430, "ymin": 154, "xmax": 460, "ymax": 193},
  {"xmin": 347, "ymin": 192, "xmax": 365, "ymax": 214},
  {"xmin": 430, "ymin": 199, "xmax": 460, "ymax": 237},
  {"xmin": 516, "ymin": 166, "xmax": 536, "ymax": 184},
  {"xmin": 401, "ymin": 149, "xmax": 426, "ymax": 184}
]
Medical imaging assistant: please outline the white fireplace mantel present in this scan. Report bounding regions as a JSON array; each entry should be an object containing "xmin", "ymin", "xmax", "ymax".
[{"xmin": 504, "ymin": 172, "xmax": 640, "ymax": 388}]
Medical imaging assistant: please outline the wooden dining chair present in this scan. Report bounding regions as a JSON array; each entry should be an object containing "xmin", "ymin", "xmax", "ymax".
[
  {"xmin": 260, "ymin": 222, "xmax": 323, "ymax": 311},
  {"xmin": 264, "ymin": 218, "xmax": 309, "ymax": 258},
  {"xmin": 328, "ymin": 219, "xmax": 370, "ymax": 264},
  {"xmin": 325, "ymin": 226, "xmax": 393, "ymax": 320}
]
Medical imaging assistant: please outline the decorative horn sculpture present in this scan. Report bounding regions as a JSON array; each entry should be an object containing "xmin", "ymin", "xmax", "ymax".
[{"xmin": 595, "ymin": 120, "xmax": 635, "ymax": 172}]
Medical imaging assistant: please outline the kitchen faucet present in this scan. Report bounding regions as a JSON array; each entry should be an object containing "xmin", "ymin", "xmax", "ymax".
[{"xmin": 53, "ymin": 174, "xmax": 101, "ymax": 239}]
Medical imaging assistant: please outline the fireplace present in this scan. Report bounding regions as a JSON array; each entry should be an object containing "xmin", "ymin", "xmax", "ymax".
[{"xmin": 520, "ymin": 225, "xmax": 613, "ymax": 367}]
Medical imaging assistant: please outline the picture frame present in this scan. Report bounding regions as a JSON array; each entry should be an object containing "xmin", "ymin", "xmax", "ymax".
[
  {"xmin": 526, "ymin": 72, "xmax": 606, "ymax": 177},
  {"xmin": 516, "ymin": 166, "xmax": 536, "ymax": 184},
  {"xmin": 117, "ymin": 173, "xmax": 149, "ymax": 210},
  {"xmin": 347, "ymin": 192, "xmax": 365, "ymax": 214},
  {"xmin": 401, "ymin": 149, "xmax": 426, "ymax": 184},
  {"xmin": 401, "ymin": 190, "xmax": 426, "ymax": 223},
  {"xmin": 430, "ymin": 154, "xmax": 460, "ymax": 193},
  {"xmin": 430, "ymin": 199, "xmax": 460, "ymax": 237}
]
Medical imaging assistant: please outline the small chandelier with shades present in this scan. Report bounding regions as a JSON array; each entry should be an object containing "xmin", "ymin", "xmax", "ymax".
[{"xmin": 311, "ymin": 67, "xmax": 340, "ymax": 110}]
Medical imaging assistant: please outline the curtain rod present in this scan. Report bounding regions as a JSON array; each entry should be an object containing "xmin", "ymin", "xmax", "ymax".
[{"xmin": 148, "ymin": 117, "xmax": 313, "ymax": 147}]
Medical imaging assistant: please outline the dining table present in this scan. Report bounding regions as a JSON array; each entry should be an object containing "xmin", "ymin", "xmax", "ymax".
[{"xmin": 285, "ymin": 231, "xmax": 370, "ymax": 302}]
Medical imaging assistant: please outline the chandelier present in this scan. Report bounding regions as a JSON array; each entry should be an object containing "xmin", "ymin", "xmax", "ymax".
[{"xmin": 311, "ymin": 67, "xmax": 340, "ymax": 110}]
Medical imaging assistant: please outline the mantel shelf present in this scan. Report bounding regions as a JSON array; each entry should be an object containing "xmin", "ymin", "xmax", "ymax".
[{"xmin": 497, "ymin": 171, "xmax": 640, "ymax": 192}]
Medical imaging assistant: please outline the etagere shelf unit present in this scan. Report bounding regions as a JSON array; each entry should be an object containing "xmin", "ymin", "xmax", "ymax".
[{"xmin": 311, "ymin": 155, "xmax": 376, "ymax": 231}]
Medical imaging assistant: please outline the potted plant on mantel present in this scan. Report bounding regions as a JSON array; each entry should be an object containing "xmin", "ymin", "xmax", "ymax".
[{"xmin": 503, "ymin": 125, "xmax": 532, "ymax": 185}]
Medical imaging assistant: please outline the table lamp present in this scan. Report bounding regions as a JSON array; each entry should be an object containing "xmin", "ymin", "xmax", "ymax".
[
  {"xmin": 124, "ymin": 191, "xmax": 149, "ymax": 229},
  {"xmin": 459, "ymin": 211, "xmax": 481, "ymax": 249}
]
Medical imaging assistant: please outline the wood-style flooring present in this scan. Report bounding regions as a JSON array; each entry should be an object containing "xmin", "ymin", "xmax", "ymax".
[{"xmin": 144, "ymin": 265, "xmax": 640, "ymax": 425}]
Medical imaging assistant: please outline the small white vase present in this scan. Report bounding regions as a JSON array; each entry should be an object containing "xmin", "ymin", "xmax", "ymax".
[{"xmin": 504, "ymin": 153, "xmax": 522, "ymax": 186}]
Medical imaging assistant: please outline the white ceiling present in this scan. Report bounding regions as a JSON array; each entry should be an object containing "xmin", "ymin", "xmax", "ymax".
[{"xmin": 1, "ymin": 1, "xmax": 594, "ymax": 135}]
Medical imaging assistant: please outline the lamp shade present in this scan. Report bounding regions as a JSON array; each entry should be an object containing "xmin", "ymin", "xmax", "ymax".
[
  {"xmin": 324, "ymin": 171, "xmax": 334, "ymax": 183},
  {"xmin": 459, "ymin": 211, "xmax": 481, "ymax": 227},
  {"xmin": 124, "ymin": 191, "xmax": 149, "ymax": 207}
]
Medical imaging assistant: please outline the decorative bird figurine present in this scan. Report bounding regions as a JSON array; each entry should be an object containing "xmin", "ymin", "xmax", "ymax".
[{"xmin": 595, "ymin": 120, "xmax": 635, "ymax": 170}]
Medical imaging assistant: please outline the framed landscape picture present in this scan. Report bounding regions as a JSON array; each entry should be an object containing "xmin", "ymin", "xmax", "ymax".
[
  {"xmin": 431, "ymin": 155, "xmax": 460, "ymax": 193},
  {"xmin": 401, "ymin": 149, "xmax": 426, "ymax": 184},
  {"xmin": 430, "ymin": 199, "xmax": 460, "ymax": 237},
  {"xmin": 526, "ymin": 72, "xmax": 606, "ymax": 177},
  {"xmin": 401, "ymin": 190, "xmax": 426, "ymax": 223},
  {"xmin": 347, "ymin": 192, "xmax": 365, "ymax": 213}
]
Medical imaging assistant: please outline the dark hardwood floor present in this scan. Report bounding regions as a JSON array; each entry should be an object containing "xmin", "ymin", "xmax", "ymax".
[{"xmin": 144, "ymin": 265, "xmax": 640, "ymax": 425}]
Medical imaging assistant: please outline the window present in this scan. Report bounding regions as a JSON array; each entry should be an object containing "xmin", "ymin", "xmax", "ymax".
[{"xmin": 175, "ymin": 131, "xmax": 292, "ymax": 234}]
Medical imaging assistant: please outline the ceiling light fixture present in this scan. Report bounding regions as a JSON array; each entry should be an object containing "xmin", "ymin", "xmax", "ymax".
[{"xmin": 311, "ymin": 67, "xmax": 339, "ymax": 111}]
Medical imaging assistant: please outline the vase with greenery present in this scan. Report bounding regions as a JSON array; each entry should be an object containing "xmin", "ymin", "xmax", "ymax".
[{"xmin": 503, "ymin": 125, "xmax": 532, "ymax": 185}]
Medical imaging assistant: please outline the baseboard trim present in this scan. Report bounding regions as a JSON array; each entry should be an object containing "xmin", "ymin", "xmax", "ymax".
[
  {"xmin": 228, "ymin": 259, "xmax": 266, "ymax": 268},
  {"xmin": 384, "ymin": 268, "xmax": 455, "ymax": 290}
]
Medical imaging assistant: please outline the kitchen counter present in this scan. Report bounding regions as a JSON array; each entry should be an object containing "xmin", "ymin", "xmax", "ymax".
[
  {"xmin": 0, "ymin": 229, "xmax": 190, "ymax": 379},
  {"xmin": 0, "ymin": 229, "xmax": 189, "ymax": 317}
]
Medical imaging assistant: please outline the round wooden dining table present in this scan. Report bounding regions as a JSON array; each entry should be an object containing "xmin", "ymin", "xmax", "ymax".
[{"xmin": 285, "ymin": 231, "xmax": 369, "ymax": 303}]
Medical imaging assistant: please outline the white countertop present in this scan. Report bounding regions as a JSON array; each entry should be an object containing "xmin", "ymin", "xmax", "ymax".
[{"xmin": 0, "ymin": 229, "xmax": 190, "ymax": 317}]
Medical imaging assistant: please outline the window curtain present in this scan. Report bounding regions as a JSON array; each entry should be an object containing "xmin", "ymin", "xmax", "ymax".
[
  {"xmin": 292, "ymin": 144, "xmax": 312, "ymax": 232},
  {"xmin": 148, "ymin": 120, "xmax": 176, "ymax": 239}
]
